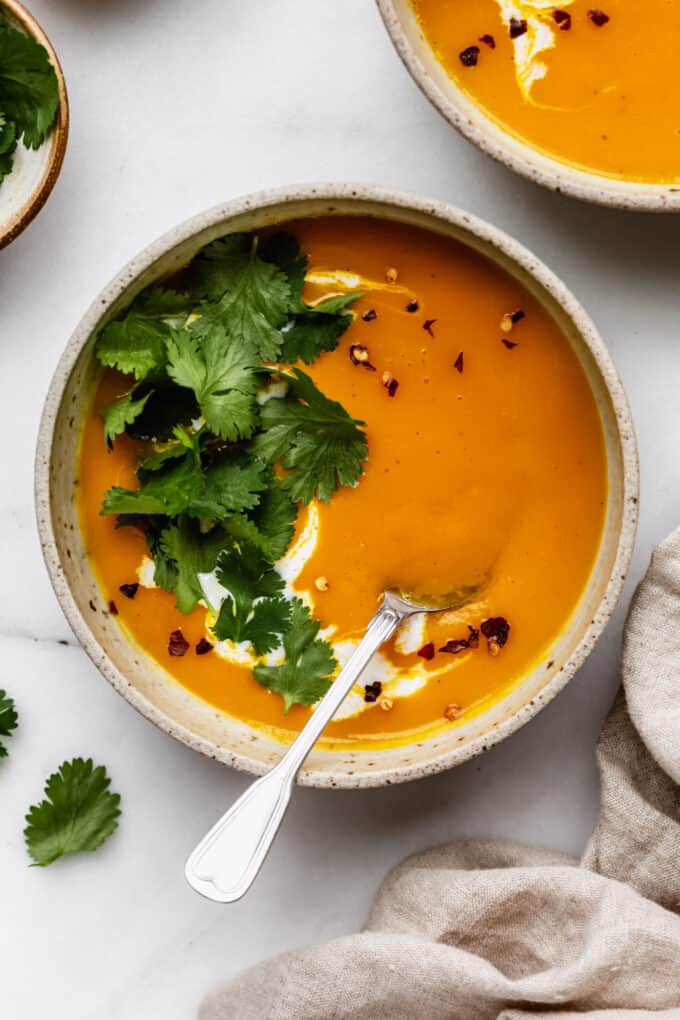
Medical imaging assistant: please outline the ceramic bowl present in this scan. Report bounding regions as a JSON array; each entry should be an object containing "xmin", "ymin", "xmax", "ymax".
[
  {"xmin": 0, "ymin": 0, "xmax": 68, "ymax": 249},
  {"xmin": 35, "ymin": 184, "xmax": 639, "ymax": 788},
  {"xmin": 377, "ymin": 0, "xmax": 680, "ymax": 212}
]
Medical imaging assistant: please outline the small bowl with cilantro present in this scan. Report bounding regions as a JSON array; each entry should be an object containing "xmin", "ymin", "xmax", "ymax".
[
  {"xmin": 0, "ymin": 0, "xmax": 67, "ymax": 248},
  {"xmin": 36, "ymin": 185, "xmax": 637, "ymax": 788}
]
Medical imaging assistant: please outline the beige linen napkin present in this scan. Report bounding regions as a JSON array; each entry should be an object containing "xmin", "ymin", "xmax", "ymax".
[{"xmin": 201, "ymin": 531, "xmax": 680, "ymax": 1019}]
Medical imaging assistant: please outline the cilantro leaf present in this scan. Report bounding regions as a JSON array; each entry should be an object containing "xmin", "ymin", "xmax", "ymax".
[
  {"xmin": 0, "ymin": 688, "xmax": 17, "ymax": 759},
  {"xmin": 223, "ymin": 477, "xmax": 297, "ymax": 562},
  {"xmin": 253, "ymin": 599, "xmax": 336, "ymax": 712},
  {"xmin": 0, "ymin": 112, "xmax": 16, "ymax": 183},
  {"xmin": 260, "ymin": 232, "xmax": 308, "ymax": 312},
  {"xmin": 280, "ymin": 309, "xmax": 353, "ymax": 365},
  {"xmin": 253, "ymin": 368, "xmax": 368, "ymax": 503},
  {"xmin": 125, "ymin": 381, "xmax": 199, "ymax": 442},
  {"xmin": 96, "ymin": 289, "xmax": 190, "ymax": 381},
  {"xmin": 24, "ymin": 758, "xmax": 121, "ymax": 866},
  {"xmin": 190, "ymin": 235, "xmax": 290, "ymax": 361},
  {"xmin": 0, "ymin": 23, "xmax": 59, "ymax": 150},
  {"xmin": 159, "ymin": 518, "xmax": 228, "ymax": 613},
  {"xmin": 212, "ymin": 543, "xmax": 289, "ymax": 654},
  {"xmin": 101, "ymin": 390, "xmax": 152, "ymax": 448},
  {"xmin": 166, "ymin": 325, "xmax": 260, "ymax": 441},
  {"xmin": 102, "ymin": 447, "xmax": 268, "ymax": 523}
]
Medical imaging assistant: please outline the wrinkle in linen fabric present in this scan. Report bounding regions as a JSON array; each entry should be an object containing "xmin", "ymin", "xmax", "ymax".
[{"xmin": 201, "ymin": 529, "xmax": 680, "ymax": 1019}]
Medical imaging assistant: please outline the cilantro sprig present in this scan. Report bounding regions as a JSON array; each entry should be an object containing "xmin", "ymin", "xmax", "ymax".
[
  {"xmin": 0, "ymin": 14, "xmax": 60, "ymax": 187},
  {"xmin": 95, "ymin": 228, "xmax": 366, "ymax": 711},
  {"xmin": 24, "ymin": 758, "xmax": 121, "ymax": 866},
  {"xmin": 0, "ymin": 688, "xmax": 17, "ymax": 758}
]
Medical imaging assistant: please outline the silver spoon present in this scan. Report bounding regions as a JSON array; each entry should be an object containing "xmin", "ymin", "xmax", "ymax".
[{"xmin": 185, "ymin": 587, "xmax": 476, "ymax": 903}]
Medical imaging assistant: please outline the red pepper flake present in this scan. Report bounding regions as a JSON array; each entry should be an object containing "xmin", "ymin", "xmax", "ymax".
[
  {"xmin": 119, "ymin": 582, "xmax": 139, "ymax": 600},
  {"xmin": 196, "ymin": 637, "xmax": 213, "ymax": 655},
  {"xmin": 382, "ymin": 372, "xmax": 399, "ymax": 397},
  {"xmin": 405, "ymin": 299, "xmax": 419, "ymax": 313},
  {"xmin": 349, "ymin": 344, "xmax": 376, "ymax": 371},
  {"xmin": 552, "ymin": 9, "xmax": 572, "ymax": 30},
  {"xmin": 439, "ymin": 638, "xmax": 470, "ymax": 655},
  {"xmin": 459, "ymin": 45, "xmax": 480, "ymax": 67},
  {"xmin": 364, "ymin": 681, "xmax": 382, "ymax": 703},
  {"xmin": 510, "ymin": 309, "xmax": 525, "ymax": 324},
  {"xmin": 509, "ymin": 18, "xmax": 528, "ymax": 38},
  {"xmin": 168, "ymin": 629, "xmax": 190, "ymax": 657},
  {"xmin": 454, "ymin": 352, "xmax": 464, "ymax": 374},
  {"xmin": 417, "ymin": 641, "xmax": 435, "ymax": 661},
  {"xmin": 479, "ymin": 33, "xmax": 495, "ymax": 48},
  {"xmin": 588, "ymin": 9, "xmax": 610, "ymax": 26},
  {"xmin": 467, "ymin": 626, "xmax": 480, "ymax": 649},
  {"xmin": 501, "ymin": 338, "xmax": 518, "ymax": 350},
  {"xmin": 481, "ymin": 617, "xmax": 511, "ymax": 656},
  {"xmin": 423, "ymin": 318, "xmax": 437, "ymax": 337},
  {"xmin": 362, "ymin": 309, "xmax": 377, "ymax": 322},
  {"xmin": 108, "ymin": 600, "xmax": 118, "ymax": 616}
]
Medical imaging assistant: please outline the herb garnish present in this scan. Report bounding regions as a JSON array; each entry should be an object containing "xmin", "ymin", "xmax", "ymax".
[
  {"xmin": 24, "ymin": 758, "xmax": 121, "ymax": 866},
  {"xmin": 0, "ymin": 14, "xmax": 59, "ymax": 187},
  {"xmin": 95, "ymin": 229, "xmax": 366, "ymax": 711},
  {"xmin": 0, "ymin": 688, "xmax": 17, "ymax": 757}
]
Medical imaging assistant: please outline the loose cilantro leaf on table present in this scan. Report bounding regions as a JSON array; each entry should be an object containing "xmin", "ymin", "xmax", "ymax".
[
  {"xmin": 212, "ymin": 542, "xmax": 290, "ymax": 654},
  {"xmin": 0, "ymin": 21, "xmax": 59, "ymax": 158},
  {"xmin": 24, "ymin": 758, "xmax": 121, "ymax": 867},
  {"xmin": 96, "ymin": 288, "xmax": 190, "ymax": 381},
  {"xmin": 253, "ymin": 368, "xmax": 368, "ymax": 503},
  {"xmin": 254, "ymin": 599, "xmax": 336, "ymax": 712},
  {"xmin": 0, "ymin": 689, "xmax": 18, "ymax": 758}
]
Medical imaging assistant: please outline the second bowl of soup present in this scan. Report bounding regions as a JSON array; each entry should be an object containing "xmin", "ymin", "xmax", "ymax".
[{"xmin": 36, "ymin": 185, "xmax": 638, "ymax": 786}]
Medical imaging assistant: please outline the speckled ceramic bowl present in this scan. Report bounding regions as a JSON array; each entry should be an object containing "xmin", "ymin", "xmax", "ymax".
[
  {"xmin": 0, "ymin": 0, "xmax": 68, "ymax": 249},
  {"xmin": 35, "ymin": 185, "xmax": 639, "ymax": 788},
  {"xmin": 377, "ymin": 0, "xmax": 680, "ymax": 212}
]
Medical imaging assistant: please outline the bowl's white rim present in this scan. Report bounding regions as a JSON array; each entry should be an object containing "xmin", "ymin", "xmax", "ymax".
[
  {"xmin": 376, "ymin": 0, "xmax": 680, "ymax": 213},
  {"xmin": 35, "ymin": 183, "xmax": 639, "ymax": 788},
  {"xmin": 0, "ymin": 0, "xmax": 69, "ymax": 249}
]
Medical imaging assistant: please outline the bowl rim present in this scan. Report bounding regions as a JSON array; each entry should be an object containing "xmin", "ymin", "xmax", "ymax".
[
  {"xmin": 0, "ymin": 0, "xmax": 69, "ymax": 250},
  {"xmin": 376, "ymin": 0, "xmax": 680, "ymax": 213},
  {"xmin": 35, "ymin": 183, "xmax": 639, "ymax": 788}
]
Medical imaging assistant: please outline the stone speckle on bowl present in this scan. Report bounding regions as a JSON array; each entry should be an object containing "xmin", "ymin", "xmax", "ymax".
[{"xmin": 35, "ymin": 184, "xmax": 639, "ymax": 788}]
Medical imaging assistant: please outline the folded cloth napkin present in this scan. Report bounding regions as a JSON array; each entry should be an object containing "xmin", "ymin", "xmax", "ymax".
[{"xmin": 201, "ymin": 531, "xmax": 680, "ymax": 1019}]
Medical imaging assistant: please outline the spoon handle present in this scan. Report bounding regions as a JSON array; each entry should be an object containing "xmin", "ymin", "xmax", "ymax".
[{"xmin": 184, "ymin": 601, "xmax": 404, "ymax": 903}]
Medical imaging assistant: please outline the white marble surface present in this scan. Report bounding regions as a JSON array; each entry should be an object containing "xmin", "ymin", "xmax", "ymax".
[{"xmin": 0, "ymin": 1, "xmax": 677, "ymax": 1016}]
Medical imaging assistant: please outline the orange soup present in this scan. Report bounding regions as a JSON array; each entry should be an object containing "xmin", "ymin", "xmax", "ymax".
[
  {"xmin": 78, "ymin": 216, "xmax": 607, "ymax": 748},
  {"xmin": 412, "ymin": 0, "xmax": 680, "ymax": 182}
]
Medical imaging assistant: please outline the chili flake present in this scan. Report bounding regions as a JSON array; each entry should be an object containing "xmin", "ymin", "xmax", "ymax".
[
  {"xmin": 509, "ymin": 18, "xmax": 528, "ymax": 38},
  {"xmin": 479, "ymin": 33, "xmax": 496, "ymax": 48},
  {"xmin": 362, "ymin": 309, "xmax": 377, "ymax": 322},
  {"xmin": 467, "ymin": 626, "xmax": 480, "ymax": 649},
  {"xmin": 501, "ymin": 338, "xmax": 518, "ymax": 350},
  {"xmin": 454, "ymin": 352, "xmax": 464, "ymax": 374},
  {"xmin": 552, "ymin": 9, "xmax": 572, "ymax": 30},
  {"xmin": 417, "ymin": 641, "xmax": 435, "ymax": 661},
  {"xmin": 314, "ymin": 576, "xmax": 330, "ymax": 592},
  {"xmin": 169, "ymin": 629, "xmax": 190, "ymax": 657},
  {"xmin": 588, "ymin": 9, "xmax": 610, "ymax": 26},
  {"xmin": 423, "ymin": 318, "xmax": 437, "ymax": 336},
  {"xmin": 108, "ymin": 600, "xmax": 118, "ymax": 616},
  {"xmin": 405, "ymin": 299, "xmax": 419, "ymax": 313},
  {"xmin": 459, "ymin": 45, "xmax": 480, "ymax": 67},
  {"xmin": 378, "ymin": 695, "xmax": 394, "ymax": 712},
  {"xmin": 119, "ymin": 582, "xmax": 139, "ymax": 600},
  {"xmin": 349, "ymin": 344, "xmax": 376, "ymax": 371},
  {"xmin": 382, "ymin": 372, "xmax": 399, "ymax": 397},
  {"xmin": 364, "ymin": 681, "xmax": 383, "ymax": 703},
  {"xmin": 196, "ymin": 638, "xmax": 213, "ymax": 655},
  {"xmin": 480, "ymin": 617, "xmax": 511, "ymax": 656},
  {"xmin": 439, "ymin": 638, "xmax": 470, "ymax": 655},
  {"xmin": 444, "ymin": 703, "xmax": 463, "ymax": 721}
]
